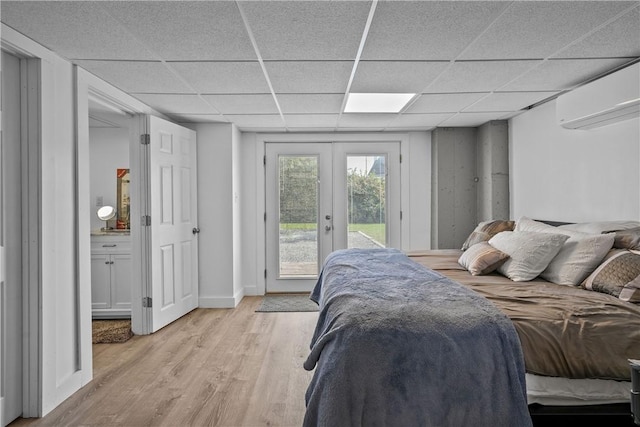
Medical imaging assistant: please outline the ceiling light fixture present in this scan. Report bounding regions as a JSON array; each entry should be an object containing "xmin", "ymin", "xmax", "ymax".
[{"xmin": 344, "ymin": 93, "xmax": 416, "ymax": 113}]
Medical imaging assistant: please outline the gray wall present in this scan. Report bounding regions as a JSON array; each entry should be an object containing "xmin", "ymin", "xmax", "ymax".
[
  {"xmin": 477, "ymin": 121, "xmax": 509, "ymax": 222},
  {"xmin": 431, "ymin": 121, "xmax": 509, "ymax": 249}
]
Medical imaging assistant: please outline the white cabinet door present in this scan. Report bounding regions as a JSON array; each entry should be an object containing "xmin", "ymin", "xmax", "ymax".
[
  {"xmin": 112, "ymin": 253, "xmax": 132, "ymax": 311},
  {"xmin": 91, "ymin": 253, "xmax": 111, "ymax": 310}
]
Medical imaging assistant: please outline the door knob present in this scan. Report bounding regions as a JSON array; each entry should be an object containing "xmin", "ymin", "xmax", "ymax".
[
  {"xmin": 325, "ymin": 215, "xmax": 331, "ymax": 220},
  {"xmin": 192, "ymin": 227, "xmax": 200, "ymax": 235},
  {"xmin": 325, "ymin": 225, "xmax": 332, "ymax": 231}
]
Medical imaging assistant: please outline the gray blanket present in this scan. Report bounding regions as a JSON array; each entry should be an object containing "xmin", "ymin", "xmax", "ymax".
[{"xmin": 303, "ymin": 248, "xmax": 532, "ymax": 427}]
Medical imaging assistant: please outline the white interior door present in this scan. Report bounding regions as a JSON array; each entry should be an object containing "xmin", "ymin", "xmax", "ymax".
[
  {"xmin": 144, "ymin": 116, "xmax": 199, "ymax": 333},
  {"xmin": 1, "ymin": 50, "xmax": 23, "ymax": 426},
  {"xmin": 265, "ymin": 141, "xmax": 400, "ymax": 293}
]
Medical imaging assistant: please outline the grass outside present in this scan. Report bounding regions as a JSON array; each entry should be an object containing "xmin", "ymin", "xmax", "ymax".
[{"xmin": 281, "ymin": 222, "xmax": 386, "ymax": 245}]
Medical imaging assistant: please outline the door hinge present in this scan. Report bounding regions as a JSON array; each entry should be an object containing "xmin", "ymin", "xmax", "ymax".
[
  {"xmin": 140, "ymin": 134, "xmax": 150, "ymax": 145},
  {"xmin": 264, "ymin": 269, "xmax": 267, "ymax": 278},
  {"xmin": 400, "ymin": 211, "xmax": 403, "ymax": 220},
  {"xmin": 141, "ymin": 215, "xmax": 151, "ymax": 226},
  {"xmin": 399, "ymin": 154, "xmax": 402, "ymax": 163},
  {"xmin": 264, "ymin": 212, "xmax": 267, "ymax": 222},
  {"xmin": 263, "ymin": 155, "xmax": 266, "ymax": 165},
  {"xmin": 142, "ymin": 297, "xmax": 152, "ymax": 308}
]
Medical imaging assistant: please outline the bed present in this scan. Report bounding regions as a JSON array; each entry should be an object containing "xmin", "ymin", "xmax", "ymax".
[
  {"xmin": 303, "ymin": 218, "xmax": 640, "ymax": 426},
  {"xmin": 303, "ymin": 248, "xmax": 533, "ymax": 427}
]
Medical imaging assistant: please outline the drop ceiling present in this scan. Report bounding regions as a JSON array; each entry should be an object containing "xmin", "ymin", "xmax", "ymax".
[{"xmin": 2, "ymin": 1, "xmax": 639, "ymax": 132}]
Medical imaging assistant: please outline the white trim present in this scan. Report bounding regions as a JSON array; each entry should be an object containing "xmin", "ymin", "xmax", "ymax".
[
  {"xmin": 198, "ymin": 290, "xmax": 244, "ymax": 309},
  {"xmin": 21, "ymin": 53, "xmax": 43, "ymax": 420}
]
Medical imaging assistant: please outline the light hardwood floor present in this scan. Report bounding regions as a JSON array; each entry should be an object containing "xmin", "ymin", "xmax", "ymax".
[{"xmin": 11, "ymin": 297, "xmax": 318, "ymax": 427}]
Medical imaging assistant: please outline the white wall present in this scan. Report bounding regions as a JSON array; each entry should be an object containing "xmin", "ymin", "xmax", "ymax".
[
  {"xmin": 510, "ymin": 99, "xmax": 640, "ymax": 222},
  {"xmin": 195, "ymin": 123, "xmax": 243, "ymax": 307},
  {"xmin": 89, "ymin": 127, "xmax": 130, "ymax": 230}
]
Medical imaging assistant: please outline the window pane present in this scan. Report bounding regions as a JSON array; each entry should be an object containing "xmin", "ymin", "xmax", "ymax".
[
  {"xmin": 346, "ymin": 155, "xmax": 386, "ymax": 249},
  {"xmin": 278, "ymin": 156, "xmax": 318, "ymax": 277}
]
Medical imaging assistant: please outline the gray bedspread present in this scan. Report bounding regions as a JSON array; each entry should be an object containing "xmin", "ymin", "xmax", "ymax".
[{"xmin": 303, "ymin": 248, "xmax": 532, "ymax": 427}]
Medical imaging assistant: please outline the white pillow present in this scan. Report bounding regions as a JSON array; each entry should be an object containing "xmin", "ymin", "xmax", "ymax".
[
  {"xmin": 516, "ymin": 216, "xmax": 615, "ymax": 285},
  {"xmin": 559, "ymin": 220, "xmax": 640, "ymax": 234},
  {"xmin": 489, "ymin": 231, "xmax": 569, "ymax": 282}
]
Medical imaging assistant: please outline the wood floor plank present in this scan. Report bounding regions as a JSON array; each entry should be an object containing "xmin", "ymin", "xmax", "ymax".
[{"xmin": 11, "ymin": 297, "xmax": 318, "ymax": 427}]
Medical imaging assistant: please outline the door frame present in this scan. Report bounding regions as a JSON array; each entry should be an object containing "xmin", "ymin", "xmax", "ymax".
[
  {"xmin": 1, "ymin": 33, "xmax": 45, "ymax": 419},
  {"xmin": 75, "ymin": 69, "xmax": 164, "ymax": 336},
  {"xmin": 254, "ymin": 132, "xmax": 412, "ymax": 296}
]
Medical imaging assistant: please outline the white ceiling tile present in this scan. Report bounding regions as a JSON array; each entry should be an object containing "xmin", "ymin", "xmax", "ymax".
[
  {"xmin": 132, "ymin": 94, "xmax": 219, "ymax": 115},
  {"xmin": 100, "ymin": 2, "xmax": 256, "ymax": 61},
  {"xmin": 276, "ymin": 94, "xmax": 345, "ymax": 114},
  {"xmin": 224, "ymin": 115, "xmax": 285, "ymax": 129},
  {"xmin": 75, "ymin": 61, "xmax": 193, "ymax": 93},
  {"xmin": 459, "ymin": 1, "xmax": 636, "ymax": 60},
  {"xmin": 169, "ymin": 62, "xmax": 270, "ymax": 94},
  {"xmin": 502, "ymin": 58, "xmax": 634, "ymax": 91},
  {"xmin": 441, "ymin": 112, "xmax": 510, "ymax": 127},
  {"xmin": 362, "ymin": 1, "xmax": 509, "ymax": 60},
  {"xmin": 284, "ymin": 115, "xmax": 339, "ymax": 128},
  {"xmin": 0, "ymin": 1, "xmax": 158, "ymax": 60},
  {"xmin": 241, "ymin": 1, "xmax": 370, "ymax": 60},
  {"xmin": 388, "ymin": 113, "xmax": 455, "ymax": 128},
  {"xmin": 464, "ymin": 91, "xmax": 559, "ymax": 112},
  {"xmin": 553, "ymin": 7, "xmax": 640, "ymax": 59},
  {"xmin": 427, "ymin": 61, "xmax": 540, "ymax": 93},
  {"xmin": 351, "ymin": 61, "xmax": 449, "ymax": 93},
  {"xmin": 337, "ymin": 114, "xmax": 396, "ymax": 128},
  {"xmin": 200, "ymin": 94, "xmax": 278, "ymax": 115},
  {"xmin": 405, "ymin": 93, "xmax": 489, "ymax": 113},
  {"xmin": 265, "ymin": 61, "xmax": 353, "ymax": 93}
]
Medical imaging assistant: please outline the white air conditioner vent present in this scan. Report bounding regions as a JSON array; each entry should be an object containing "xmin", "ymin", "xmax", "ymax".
[{"xmin": 556, "ymin": 62, "xmax": 640, "ymax": 130}]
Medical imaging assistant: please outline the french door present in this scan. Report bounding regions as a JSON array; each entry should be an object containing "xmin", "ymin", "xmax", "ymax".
[{"xmin": 265, "ymin": 142, "xmax": 400, "ymax": 293}]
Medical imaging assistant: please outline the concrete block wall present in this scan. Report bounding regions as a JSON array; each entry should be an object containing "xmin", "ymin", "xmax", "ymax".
[{"xmin": 431, "ymin": 121, "xmax": 509, "ymax": 249}]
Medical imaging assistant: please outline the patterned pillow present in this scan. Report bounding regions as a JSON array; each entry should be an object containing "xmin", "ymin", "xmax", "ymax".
[
  {"xmin": 611, "ymin": 227, "xmax": 640, "ymax": 250},
  {"xmin": 458, "ymin": 242, "xmax": 510, "ymax": 276},
  {"xmin": 461, "ymin": 219, "xmax": 515, "ymax": 250},
  {"xmin": 582, "ymin": 250, "xmax": 640, "ymax": 303}
]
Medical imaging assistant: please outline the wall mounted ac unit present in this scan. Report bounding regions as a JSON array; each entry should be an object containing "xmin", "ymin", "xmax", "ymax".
[{"xmin": 556, "ymin": 62, "xmax": 640, "ymax": 130}]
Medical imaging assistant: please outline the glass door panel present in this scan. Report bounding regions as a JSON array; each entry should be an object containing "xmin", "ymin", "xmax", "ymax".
[
  {"xmin": 346, "ymin": 155, "xmax": 387, "ymax": 249},
  {"xmin": 278, "ymin": 156, "xmax": 318, "ymax": 277}
]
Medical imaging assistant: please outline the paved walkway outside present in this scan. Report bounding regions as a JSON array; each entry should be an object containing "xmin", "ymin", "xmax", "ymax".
[{"xmin": 279, "ymin": 229, "xmax": 383, "ymax": 264}]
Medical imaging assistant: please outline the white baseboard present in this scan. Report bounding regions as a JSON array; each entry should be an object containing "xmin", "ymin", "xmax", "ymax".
[
  {"xmin": 242, "ymin": 285, "xmax": 261, "ymax": 296},
  {"xmin": 199, "ymin": 296, "xmax": 238, "ymax": 308}
]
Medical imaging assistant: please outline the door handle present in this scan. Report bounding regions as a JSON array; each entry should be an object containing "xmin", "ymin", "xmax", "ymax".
[
  {"xmin": 325, "ymin": 225, "xmax": 332, "ymax": 231},
  {"xmin": 192, "ymin": 227, "xmax": 200, "ymax": 235},
  {"xmin": 325, "ymin": 215, "xmax": 331, "ymax": 220}
]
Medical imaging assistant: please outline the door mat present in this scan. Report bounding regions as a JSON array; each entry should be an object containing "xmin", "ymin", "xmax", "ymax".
[
  {"xmin": 256, "ymin": 295, "xmax": 319, "ymax": 312},
  {"xmin": 92, "ymin": 319, "xmax": 133, "ymax": 344}
]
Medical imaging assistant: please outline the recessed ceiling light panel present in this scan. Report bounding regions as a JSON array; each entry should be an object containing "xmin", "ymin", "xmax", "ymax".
[{"xmin": 344, "ymin": 93, "xmax": 416, "ymax": 113}]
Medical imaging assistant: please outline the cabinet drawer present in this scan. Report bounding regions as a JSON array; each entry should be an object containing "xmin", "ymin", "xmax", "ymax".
[{"xmin": 91, "ymin": 236, "xmax": 132, "ymax": 253}]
